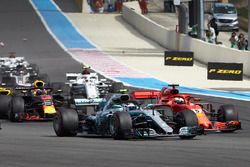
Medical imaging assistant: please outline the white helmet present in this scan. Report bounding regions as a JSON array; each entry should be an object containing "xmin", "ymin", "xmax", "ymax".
[{"xmin": 174, "ymin": 97, "xmax": 184, "ymax": 104}]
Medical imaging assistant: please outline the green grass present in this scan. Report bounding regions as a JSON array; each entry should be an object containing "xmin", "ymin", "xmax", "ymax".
[{"xmin": 239, "ymin": 7, "xmax": 248, "ymax": 19}]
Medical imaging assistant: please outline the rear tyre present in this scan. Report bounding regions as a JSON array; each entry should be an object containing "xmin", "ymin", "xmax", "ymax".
[
  {"xmin": 53, "ymin": 108, "xmax": 79, "ymax": 137},
  {"xmin": 217, "ymin": 105, "xmax": 238, "ymax": 122},
  {"xmin": 176, "ymin": 110, "xmax": 198, "ymax": 139},
  {"xmin": 176, "ymin": 110, "xmax": 198, "ymax": 127},
  {"xmin": 0, "ymin": 96, "xmax": 12, "ymax": 118},
  {"xmin": 9, "ymin": 97, "xmax": 25, "ymax": 122},
  {"xmin": 109, "ymin": 112, "xmax": 132, "ymax": 140}
]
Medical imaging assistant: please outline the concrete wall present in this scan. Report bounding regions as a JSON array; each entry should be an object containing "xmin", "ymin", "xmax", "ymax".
[
  {"xmin": 75, "ymin": 0, "xmax": 82, "ymax": 11},
  {"xmin": 122, "ymin": 2, "xmax": 250, "ymax": 76},
  {"xmin": 74, "ymin": 0, "xmax": 90, "ymax": 13},
  {"xmin": 239, "ymin": 17, "xmax": 248, "ymax": 31}
]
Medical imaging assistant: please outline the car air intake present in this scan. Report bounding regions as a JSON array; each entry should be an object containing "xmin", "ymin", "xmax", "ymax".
[{"xmin": 34, "ymin": 80, "xmax": 44, "ymax": 87}]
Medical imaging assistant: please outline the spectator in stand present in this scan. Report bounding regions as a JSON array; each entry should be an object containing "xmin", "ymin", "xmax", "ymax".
[
  {"xmin": 237, "ymin": 33, "xmax": 247, "ymax": 50},
  {"xmin": 209, "ymin": 18, "xmax": 219, "ymax": 44},
  {"xmin": 169, "ymin": 0, "xmax": 175, "ymax": 13},
  {"xmin": 229, "ymin": 31, "xmax": 238, "ymax": 48},
  {"xmin": 138, "ymin": 0, "xmax": 143, "ymax": 13},
  {"xmin": 95, "ymin": 0, "xmax": 104, "ymax": 13},
  {"xmin": 116, "ymin": 0, "xmax": 123, "ymax": 13},
  {"xmin": 245, "ymin": 39, "xmax": 248, "ymax": 50},
  {"xmin": 206, "ymin": 23, "xmax": 216, "ymax": 44},
  {"xmin": 188, "ymin": 24, "xmax": 198, "ymax": 38},
  {"xmin": 138, "ymin": 0, "xmax": 148, "ymax": 14}
]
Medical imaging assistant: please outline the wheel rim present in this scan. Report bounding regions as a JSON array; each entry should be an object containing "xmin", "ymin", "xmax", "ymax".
[
  {"xmin": 177, "ymin": 115, "xmax": 185, "ymax": 126},
  {"xmin": 109, "ymin": 117, "xmax": 117, "ymax": 136},
  {"xmin": 53, "ymin": 115, "xmax": 60, "ymax": 132}
]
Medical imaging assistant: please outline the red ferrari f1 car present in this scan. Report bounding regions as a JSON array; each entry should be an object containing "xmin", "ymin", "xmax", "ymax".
[{"xmin": 131, "ymin": 84, "xmax": 241, "ymax": 133}]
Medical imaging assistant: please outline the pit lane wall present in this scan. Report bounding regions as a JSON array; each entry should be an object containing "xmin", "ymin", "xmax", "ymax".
[{"xmin": 122, "ymin": 2, "xmax": 250, "ymax": 77}]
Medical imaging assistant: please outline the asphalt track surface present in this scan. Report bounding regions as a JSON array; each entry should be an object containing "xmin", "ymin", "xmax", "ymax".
[
  {"xmin": 0, "ymin": 1, "xmax": 250, "ymax": 167},
  {"xmin": 0, "ymin": 0, "xmax": 81, "ymax": 82}
]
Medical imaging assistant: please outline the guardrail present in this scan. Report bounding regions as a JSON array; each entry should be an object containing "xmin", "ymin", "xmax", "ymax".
[{"xmin": 122, "ymin": 2, "xmax": 250, "ymax": 77}]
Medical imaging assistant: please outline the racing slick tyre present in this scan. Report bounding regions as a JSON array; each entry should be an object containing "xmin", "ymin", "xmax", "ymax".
[
  {"xmin": 175, "ymin": 110, "xmax": 198, "ymax": 139},
  {"xmin": 111, "ymin": 82, "xmax": 124, "ymax": 93},
  {"xmin": 53, "ymin": 107, "xmax": 79, "ymax": 137},
  {"xmin": 109, "ymin": 112, "xmax": 132, "ymax": 140},
  {"xmin": 217, "ymin": 105, "xmax": 238, "ymax": 122},
  {"xmin": 0, "ymin": 96, "xmax": 12, "ymax": 118},
  {"xmin": 9, "ymin": 97, "xmax": 25, "ymax": 122}
]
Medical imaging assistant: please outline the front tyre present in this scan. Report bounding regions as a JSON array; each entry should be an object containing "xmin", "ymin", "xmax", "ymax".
[
  {"xmin": 176, "ymin": 110, "xmax": 198, "ymax": 139},
  {"xmin": 53, "ymin": 108, "xmax": 79, "ymax": 137},
  {"xmin": 0, "ymin": 96, "xmax": 12, "ymax": 118},
  {"xmin": 217, "ymin": 105, "xmax": 238, "ymax": 122},
  {"xmin": 109, "ymin": 112, "xmax": 132, "ymax": 140},
  {"xmin": 9, "ymin": 97, "xmax": 24, "ymax": 122}
]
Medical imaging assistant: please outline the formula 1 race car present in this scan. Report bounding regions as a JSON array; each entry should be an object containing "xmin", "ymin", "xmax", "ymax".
[
  {"xmin": 64, "ymin": 72, "xmax": 111, "ymax": 114},
  {"xmin": 66, "ymin": 72, "xmax": 110, "ymax": 97},
  {"xmin": 0, "ymin": 54, "xmax": 29, "ymax": 69},
  {"xmin": 0, "ymin": 55, "xmax": 40, "ymax": 87},
  {"xmin": 131, "ymin": 84, "xmax": 241, "ymax": 133},
  {"xmin": 53, "ymin": 93, "xmax": 203, "ymax": 139},
  {"xmin": 0, "ymin": 80, "xmax": 57, "ymax": 121}
]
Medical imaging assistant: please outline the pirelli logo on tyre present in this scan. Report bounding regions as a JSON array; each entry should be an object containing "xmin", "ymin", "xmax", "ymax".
[
  {"xmin": 207, "ymin": 62, "xmax": 243, "ymax": 81},
  {"xmin": 164, "ymin": 51, "xmax": 194, "ymax": 66}
]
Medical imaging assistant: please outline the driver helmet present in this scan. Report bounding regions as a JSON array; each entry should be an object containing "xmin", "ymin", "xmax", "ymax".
[
  {"xmin": 174, "ymin": 97, "xmax": 184, "ymax": 104},
  {"xmin": 112, "ymin": 104, "xmax": 123, "ymax": 112},
  {"xmin": 126, "ymin": 103, "xmax": 137, "ymax": 111}
]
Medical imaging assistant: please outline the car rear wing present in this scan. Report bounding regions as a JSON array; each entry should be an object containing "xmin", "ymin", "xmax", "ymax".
[
  {"xmin": 74, "ymin": 98, "xmax": 104, "ymax": 106},
  {"xmin": 14, "ymin": 86, "xmax": 53, "ymax": 92},
  {"xmin": 66, "ymin": 72, "xmax": 100, "ymax": 84},
  {"xmin": 0, "ymin": 57, "xmax": 25, "ymax": 61},
  {"xmin": 131, "ymin": 90, "xmax": 160, "ymax": 99},
  {"xmin": 66, "ymin": 73, "xmax": 81, "ymax": 83}
]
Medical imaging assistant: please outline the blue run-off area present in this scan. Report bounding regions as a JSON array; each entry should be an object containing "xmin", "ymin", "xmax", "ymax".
[
  {"xmin": 32, "ymin": 0, "xmax": 250, "ymax": 101},
  {"xmin": 32, "ymin": 0, "xmax": 95, "ymax": 49}
]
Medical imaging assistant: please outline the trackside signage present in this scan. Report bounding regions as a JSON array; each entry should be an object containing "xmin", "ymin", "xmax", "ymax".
[
  {"xmin": 207, "ymin": 62, "xmax": 243, "ymax": 81},
  {"xmin": 164, "ymin": 51, "xmax": 194, "ymax": 66}
]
